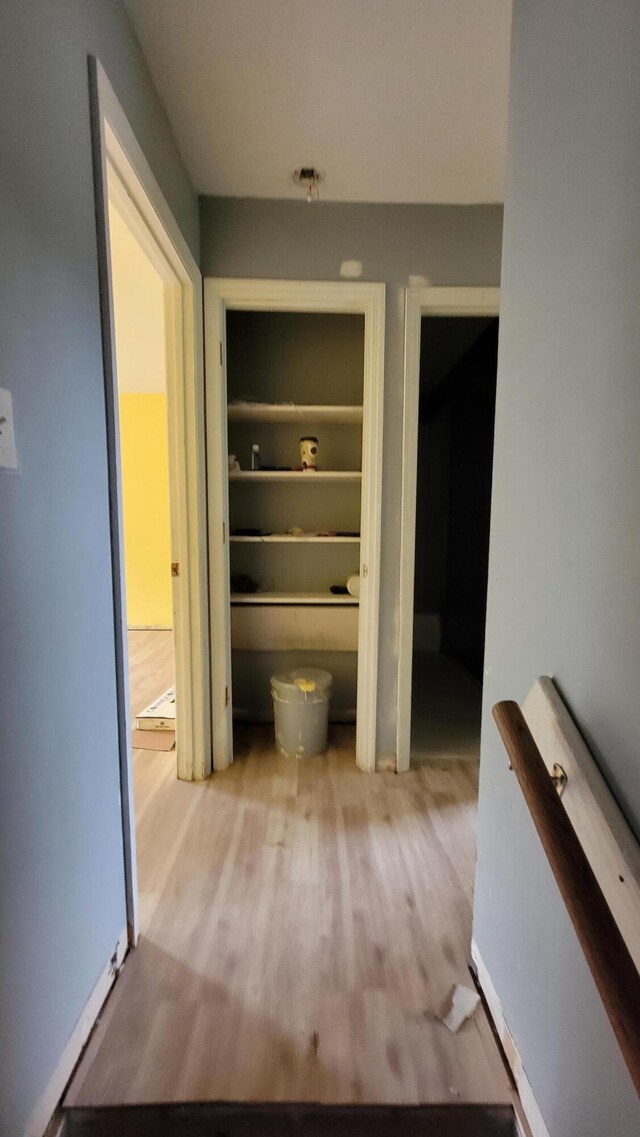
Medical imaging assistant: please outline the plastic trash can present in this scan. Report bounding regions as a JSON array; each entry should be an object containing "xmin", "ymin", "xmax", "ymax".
[{"xmin": 271, "ymin": 668, "xmax": 332, "ymax": 758}]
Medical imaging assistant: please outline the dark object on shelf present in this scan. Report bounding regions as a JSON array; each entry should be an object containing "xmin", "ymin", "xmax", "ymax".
[
  {"xmin": 330, "ymin": 585, "xmax": 349, "ymax": 595},
  {"xmin": 336, "ymin": 531, "xmax": 360, "ymax": 538},
  {"xmin": 231, "ymin": 573, "xmax": 261, "ymax": 594},
  {"xmin": 232, "ymin": 528, "xmax": 270, "ymax": 537},
  {"xmin": 251, "ymin": 443, "xmax": 261, "ymax": 470}
]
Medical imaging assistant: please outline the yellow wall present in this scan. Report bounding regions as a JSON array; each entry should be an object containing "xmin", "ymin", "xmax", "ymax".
[{"xmin": 118, "ymin": 393, "xmax": 173, "ymax": 627}]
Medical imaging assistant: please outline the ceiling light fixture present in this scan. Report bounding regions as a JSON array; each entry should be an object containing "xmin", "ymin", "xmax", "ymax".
[{"xmin": 292, "ymin": 167, "xmax": 323, "ymax": 203}]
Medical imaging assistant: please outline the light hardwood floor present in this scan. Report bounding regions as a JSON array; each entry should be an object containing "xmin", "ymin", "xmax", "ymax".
[
  {"xmin": 127, "ymin": 627, "xmax": 175, "ymax": 725},
  {"xmin": 66, "ymin": 631, "xmax": 510, "ymax": 1108}
]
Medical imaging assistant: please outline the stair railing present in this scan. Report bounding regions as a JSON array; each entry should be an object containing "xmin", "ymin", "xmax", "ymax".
[{"xmin": 492, "ymin": 700, "xmax": 640, "ymax": 1096}]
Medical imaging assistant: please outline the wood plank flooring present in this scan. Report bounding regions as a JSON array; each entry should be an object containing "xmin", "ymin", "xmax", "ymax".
[
  {"xmin": 127, "ymin": 628, "xmax": 175, "ymax": 724},
  {"xmin": 66, "ymin": 632, "xmax": 511, "ymax": 1109}
]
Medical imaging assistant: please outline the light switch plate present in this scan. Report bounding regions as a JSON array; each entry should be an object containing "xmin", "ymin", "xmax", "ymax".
[{"xmin": 0, "ymin": 388, "xmax": 18, "ymax": 470}]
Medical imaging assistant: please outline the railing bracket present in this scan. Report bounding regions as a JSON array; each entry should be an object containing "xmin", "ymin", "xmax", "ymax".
[{"xmin": 551, "ymin": 762, "xmax": 567, "ymax": 797}]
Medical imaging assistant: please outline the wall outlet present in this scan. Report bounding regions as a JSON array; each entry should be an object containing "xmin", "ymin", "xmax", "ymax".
[{"xmin": 0, "ymin": 388, "xmax": 18, "ymax": 470}]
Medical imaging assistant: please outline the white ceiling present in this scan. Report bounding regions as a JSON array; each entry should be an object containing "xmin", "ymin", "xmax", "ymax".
[{"xmin": 124, "ymin": 0, "xmax": 512, "ymax": 204}]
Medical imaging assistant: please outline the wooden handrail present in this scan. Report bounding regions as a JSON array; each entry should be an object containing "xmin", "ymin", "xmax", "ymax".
[{"xmin": 493, "ymin": 700, "xmax": 640, "ymax": 1096}]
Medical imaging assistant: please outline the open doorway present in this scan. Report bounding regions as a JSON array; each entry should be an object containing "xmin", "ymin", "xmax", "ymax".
[
  {"xmin": 397, "ymin": 288, "xmax": 500, "ymax": 772},
  {"xmin": 107, "ymin": 199, "xmax": 177, "ymax": 761},
  {"xmin": 410, "ymin": 314, "xmax": 498, "ymax": 762}
]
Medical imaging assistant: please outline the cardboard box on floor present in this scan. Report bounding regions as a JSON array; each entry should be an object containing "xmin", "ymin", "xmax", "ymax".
[
  {"xmin": 132, "ymin": 728, "xmax": 175, "ymax": 752},
  {"xmin": 136, "ymin": 686, "xmax": 175, "ymax": 731}
]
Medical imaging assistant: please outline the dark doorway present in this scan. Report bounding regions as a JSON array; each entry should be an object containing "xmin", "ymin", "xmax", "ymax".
[{"xmin": 410, "ymin": 316, "xmax": 499, "ymax": 763}]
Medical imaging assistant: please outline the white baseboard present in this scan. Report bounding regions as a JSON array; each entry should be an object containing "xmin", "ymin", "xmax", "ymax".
[
  {"xmin": 471, "ymin": 940, "xmax": 550, "ymax": 1137},
  {"xmin": 127, "ymin": 625, "xmax": 172, "ymax": 631},
  {"xmin": 24, "ymin": 928, "xmax": 128, "ymax": 1137}
]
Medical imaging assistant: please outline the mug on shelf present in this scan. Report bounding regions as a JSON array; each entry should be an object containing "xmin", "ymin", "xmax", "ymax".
[{"xmin": 300, "ymin": 436, "xmax": 319, "ymax": 470}]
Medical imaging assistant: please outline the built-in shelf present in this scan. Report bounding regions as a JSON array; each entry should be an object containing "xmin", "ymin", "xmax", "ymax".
[
  {"xmin": 228, "ymin": 403, "xmax": 363, "ymax": 424},
  {"xmin": 230, "ymin": 592, "xmax": 359, "ymax": 606},
  {"xmin": 231, "ymin": 604, "xmax": 359, "ymax": 652},
  {"xmin": 229, "ymin": 470, "xmax": 361, "ymax": 483},
  {"xmin": 230, "ymin": 534, "xmax": 361, "ymax": 544}
]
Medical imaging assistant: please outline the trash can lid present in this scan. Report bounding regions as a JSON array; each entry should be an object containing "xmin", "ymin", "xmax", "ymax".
[{"xmin": 271, "ymin": 668, "xmax": 332, "ymax": 701}]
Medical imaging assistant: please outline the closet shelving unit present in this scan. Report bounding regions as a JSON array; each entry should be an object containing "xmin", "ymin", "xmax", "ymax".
[
  {"xmin": 227, "ymin": 385, "xmax": 363, "ymax": 720},
  {"xmin": 223, "ymin": 306, "xmax": 367, "ymax": 727},
  {"xmin": 227, "ymin": 400, "xmax": 363, "ymax": 613}
]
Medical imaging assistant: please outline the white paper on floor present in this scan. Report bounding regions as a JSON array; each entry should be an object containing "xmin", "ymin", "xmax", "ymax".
[{"xmin": 436, "ymin": 984, "xmax": 481, "ymax": 1033}]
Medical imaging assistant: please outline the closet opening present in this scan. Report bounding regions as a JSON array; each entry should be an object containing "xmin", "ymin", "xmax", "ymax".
[
  {"xmin": 410, "ymin": 314, "xmax": 499, "ymax": 764},
  {"xmin": 226, "ymin": 309, "xmax": 364, "ymax": 742},
  {"xmin": 205, "ymin": 279, "xmax": 385, "ymax": 771}
]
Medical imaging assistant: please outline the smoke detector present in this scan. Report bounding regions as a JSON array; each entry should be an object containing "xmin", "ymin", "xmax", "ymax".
[{"xmin": 292, "ymin": 167, "xmax": 324, "ymax": 203}]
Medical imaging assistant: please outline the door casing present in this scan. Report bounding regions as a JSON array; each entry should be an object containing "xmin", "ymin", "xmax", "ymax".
[
  {"xmin": 89, "ymin": 57, "xmax": 211, "ymax": 943},
  {"xmin": 205, "ymin": 278, "xmax": 386, "ymax": 772}
]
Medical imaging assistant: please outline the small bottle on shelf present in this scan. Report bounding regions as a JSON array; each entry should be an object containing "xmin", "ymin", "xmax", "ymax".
[{"xmin": 251, "ymin": 443, "xmax": 261, "ymax": 470}]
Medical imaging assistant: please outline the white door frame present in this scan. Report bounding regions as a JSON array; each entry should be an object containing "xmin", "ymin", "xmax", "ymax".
[
  {"xmin": 89, "ymin": 59, "xmax": 211, "ymax": 943},
  {"xmin": 396, "ymin": 287, "xmax": 500, "ymax": 773},
  {"xmin": 205, "ymin": 279, "xmax": 385, "ymax": 772}
]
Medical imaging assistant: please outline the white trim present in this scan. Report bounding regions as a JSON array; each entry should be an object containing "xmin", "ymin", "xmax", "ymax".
[
  {"xmin": 471, "ymin": 940, "xmax": 551, "ymax": 1137},
  {"xmin": 396, "ymin": 287, "xmax": 500, "ymax": 773},
  {"xmin": 96, "ymin": 68, "xmax": 198, "ymax": 277},
  {"xmin": 24, "ymin": 929, "xmax": 128, "ymax": 1137},
  {"xmin": 204, "ymin": 279, "xmax": 385, "ymax": 772},
  {"xmin": 204, "ymin": 290, "xmax": 233, "ymax": 769}
]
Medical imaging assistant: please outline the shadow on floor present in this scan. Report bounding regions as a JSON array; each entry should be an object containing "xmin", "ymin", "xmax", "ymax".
[{"xmin": 410, "ymin": 653, "xmax": 481, "ymax": 765}]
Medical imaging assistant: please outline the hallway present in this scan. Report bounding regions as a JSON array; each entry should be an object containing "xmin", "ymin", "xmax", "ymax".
[{"xmin": 65, "ymin": 634, "xmax": 510, "ymax": 1109}]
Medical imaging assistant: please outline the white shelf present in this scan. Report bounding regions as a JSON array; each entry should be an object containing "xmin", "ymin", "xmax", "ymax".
[
  {"xmin": 230, "ymin": 592, "xmax": 359, "ymax": 606},
  {"xmin": 230, "ymin": 534, "xmax": 360, "ymax": 544},
  {"xmin": 229, "ymin": 470, "xmax": 361, "ymax": 483},
  {"xmin": 228, "ymin": 403, "xmax": 363, "ymax": 424}
]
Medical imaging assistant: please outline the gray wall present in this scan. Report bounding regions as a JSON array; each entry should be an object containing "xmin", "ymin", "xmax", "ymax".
[
  {"xmin": 0, "ymin": 2, "xmax": 197, "ymax": 1133},
  {"xmin": 226, "ymin": 311, "xmax": 365, "ymax": 407},
  {"xmin": 200, "ymin": 199, "xmax": 503, "ymax": 757},
  {"xmin": 473, "ymin": 2, "xmax": 640, "ymax": 1133}
]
